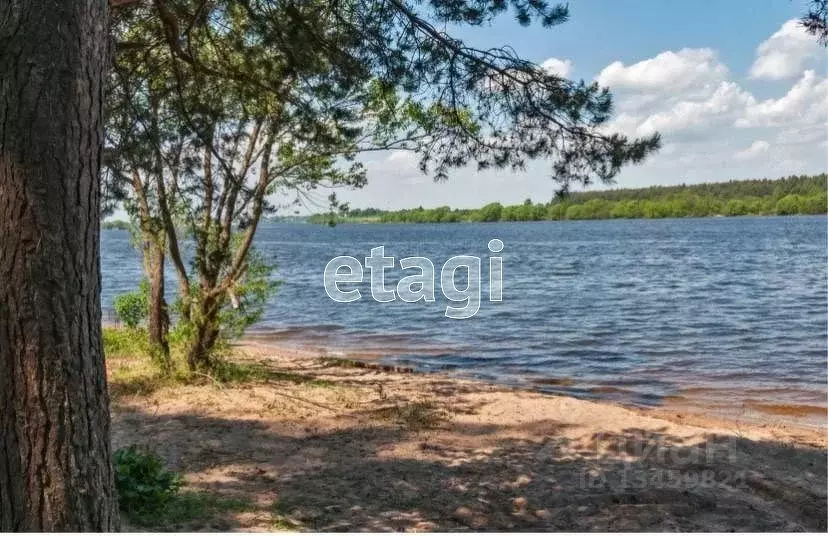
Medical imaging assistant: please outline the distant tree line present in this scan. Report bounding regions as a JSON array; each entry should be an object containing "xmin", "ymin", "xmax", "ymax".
[
  {"xmin": 102, "ymin": 219, "xmax": 131, "ymax": 231},
  {"xmin": 311, "ymin": 174, "xmax": 827, "ymax": 224}
]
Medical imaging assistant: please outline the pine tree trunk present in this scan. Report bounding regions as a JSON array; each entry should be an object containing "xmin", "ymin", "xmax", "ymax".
[{"xmin": 0, "ymin": 0, "xmax": 119, "ymax": 530}]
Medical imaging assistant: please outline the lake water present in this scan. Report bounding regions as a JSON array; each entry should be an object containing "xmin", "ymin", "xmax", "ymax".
[{"xmin": 101, "ymin": 216, "xmax": 828, "ymax": 420}]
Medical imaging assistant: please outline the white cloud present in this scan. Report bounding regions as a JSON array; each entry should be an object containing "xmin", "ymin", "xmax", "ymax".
[
  {"xmin": 386, "ymin": 150, "xmax": 417, "ymax": 164},
  {"xmin": 335, "ymin": 24, "xmax": 827, "ymax": 211},
  {"xmin": 749, "ymin": 19, "xmax": 821, "ymax": 80},
  {"xmin": 633, "ymin": 81, "xmax": 754, "ymax": 136},
  {"xmin": 737, "ymin": 70, "xmax": 828, "ymax": 127},
  {"xmin": 734, "ymin": 140, "xmax": 771, "ymax": 161},
  {"xmin": 540, "ymin": 57, "xmax": 573, "ymax": 77},
  {"xmin": 775, "ymin": 124, "xmax": 828, "ymax": 146},
  {"xmin": 602, "ymin": 43, "xmax": 826, "ymax": 142},
  {"xmin": 480, "ymin": 57, "xmax": 573, "ymax": 93},
  {"xmin": 361, "ymin": 150, "xmax": 424, "ymax": 184},
  {"xmin": 584, "ymin": 27, "xmax": 825, "ymax": 196},
  {"xmin": 596, "ymin": 48, "xmax": 728, "ymax": 93}
]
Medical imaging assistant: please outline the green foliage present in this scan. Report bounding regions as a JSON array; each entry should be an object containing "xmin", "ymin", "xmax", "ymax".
[
  {"xmin": 103, "ymin": 326, "xmax": 151, "ymax": 358},
  {"xmin": 164, "ymin": 244, "xmax": 280, "ymax": 367},
  {"xmin": 776, "ymin": 193, "xmax": 828, "ymax": 215},
  {"xmin": 104, "ymin": 327, "xmax": 182, "ymax": 398},
  {"xmin": 113, "ymin": 281, "xmax": 149, "ymax": 328},
  {"xmin": 106, "ymin": 0, "xmax": 660, "ymax": 214},
  {"xmin": 218, "ymin": 246, "xmax": 281, "ymax": 341},
  {"xmin": 316, "ymin": 174, "xmax": 827, "ymax": 223},
  {"xmin": 104, "ymin": 325, "xmax": 334, "ymax": 402},
  {"xmin": 114, "ymin": 446, "xmax": 182, "ymax": 519},
  {"xmin": 475, "ymin": 202, "xmax": 503, "ymax": 222},
  {"xmin": 105, "ymin": 0, "xmax": 668, "ymax": 370},
  {"xmin": 113, "ymin": 444, "xmax": 254, "ymax": 529},
  {"xmin": 101, "ymin": 219, "xmax": 131, "ymax": 231}
]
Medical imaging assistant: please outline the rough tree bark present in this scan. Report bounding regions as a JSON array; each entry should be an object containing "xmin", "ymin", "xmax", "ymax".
[{"xmin": 0, "ymin": 0, "xmax": 120, "ymax": 530}]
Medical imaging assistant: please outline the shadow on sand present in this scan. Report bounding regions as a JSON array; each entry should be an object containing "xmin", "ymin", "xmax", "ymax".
[{"xmin": 114, "ymin": 403, "xmax": 826, "ymax": 532}]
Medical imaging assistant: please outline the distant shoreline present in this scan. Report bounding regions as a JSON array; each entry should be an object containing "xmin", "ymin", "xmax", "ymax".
[
  {"xmin": 102, "ymin": 212, "xmax": 828, "ymax": 229},
  {"xmin": 101, "ymin": 174, "xmax": 827, "ymax": 228},
  {"xmin": 304, "ymin": 212, "xmax": 828, "ymax": 225},
  {"xmin": 305, "ymin": 174, "xmax": 827, "ymax": 225}
]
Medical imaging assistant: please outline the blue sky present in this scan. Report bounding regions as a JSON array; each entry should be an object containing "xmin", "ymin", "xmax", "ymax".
[
  {"xmin": 326, "ymin": 0, "xmax": 827, "ymax": 212},
  {"xmin": 455, "ymin": 0, "xmax": 806, "ymax": 85}
]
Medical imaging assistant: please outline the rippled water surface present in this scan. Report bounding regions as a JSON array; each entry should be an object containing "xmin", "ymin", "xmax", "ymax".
[{"xmin": 102, "ymin": 216, "xmax": 828, "ymax": 412}]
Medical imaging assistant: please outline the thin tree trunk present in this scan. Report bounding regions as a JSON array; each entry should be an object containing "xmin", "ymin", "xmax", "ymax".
[
  {"xmin": 0, "ymin": 0, "xmax": 119, "ymax": 530},
  {"xmin": 185, "ymin": 289, "xmax": 227, "ymax": 372},
  {"xmin": 132, "ymin": 171, "xmax": 171, "ymax": 368},
  {"xmin": 152, "ymin": 155, "xmax": 191, "ymax": 321},
  {"xmin": 145, "ymin": 240, "xmax": 171, "ymax": 369},
  {"xmin": 186, "ymin": 299, "xmax": 221, "ymax": 372}
]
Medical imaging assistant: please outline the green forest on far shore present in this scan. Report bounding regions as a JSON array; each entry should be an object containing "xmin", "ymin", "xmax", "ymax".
[{"xmin": 309, "ymin": 174, "xmax": 827, "ymax": 224}]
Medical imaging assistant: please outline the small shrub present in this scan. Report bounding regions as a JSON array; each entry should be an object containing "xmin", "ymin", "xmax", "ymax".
[
  {"xmin": 113, "ymin": 283, "xmax": 148, "ymax": 328},
  {"xmin": 114, "ymin": 445, "xmax": 256, "ymax": 529},
  {"xmin": 114, "ymin": 446, "xmax": 182, "ymax": 519},
  {"xmin": 216, "ymin": 245, "xmax": 280, "ymax": 341},
  {"xmin": 103, "ymin": 326, "xmax": 151, "ymax": 358}
]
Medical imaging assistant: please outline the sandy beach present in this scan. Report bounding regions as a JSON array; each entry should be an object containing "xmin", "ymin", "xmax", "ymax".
[{"xmin": 107, "ymin": 340, "xmax": 828, "ymax": 531}]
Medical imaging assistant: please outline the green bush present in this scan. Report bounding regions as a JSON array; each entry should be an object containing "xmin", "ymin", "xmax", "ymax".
[
  {"xmin": 216, "ymin": 245, "xmax": 280, "ymax": 341},
  {"xmin": 114, "ymin": 446, "xmax": 182, "ymax": 518},
  {"xmin": 103, "ymin": 326, "xmax": 150, "ymax": 358},
  {"xmin": 113, "ymin": 283, "xmax": 148, "ymax": 328}
]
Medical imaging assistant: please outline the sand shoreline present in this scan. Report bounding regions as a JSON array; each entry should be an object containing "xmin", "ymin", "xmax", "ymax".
[
  {"xmin": 241, "ymin": 338, "xmax": 828, "ymax": 435},
  {"xmin": 111, "ymin": 341, "xmax": 827, "ymax": 531}
]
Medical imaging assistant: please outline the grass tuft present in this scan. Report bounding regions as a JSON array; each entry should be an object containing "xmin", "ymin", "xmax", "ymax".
[
  {"xmin": 125, "ymin": 490, "xmax": 256, "ymax": 529},
  {"xmin": 372, "ymin": 401, "xmax": 449, "ymax": 430},
  {"xmin": 210, "ymin": 359, "xmax": 335, "ymax": 387},
  {"xmin": 103, "ymin": 327, "xmax": 152, "ymax": 359},
  {"xmin": 269, "ymin": 501, "xmax": 302, "ymax": 531},
  {"xmin": 104, "ymin": 327, "xmax": 335, "ymax": 401}
]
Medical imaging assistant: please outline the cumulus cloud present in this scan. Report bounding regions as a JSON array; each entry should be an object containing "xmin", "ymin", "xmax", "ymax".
[
  {"xmin": 597, "ymin": 48, "xmax": 728, "ymax": 93},
  {"xmin": 540, "ymin": 57, "xmax": 573, "ymax": 77},
  {"xmin": 600, "ymin": 42, "xmax": 826, "ymax": 143},
  {"xmin": 634, "ymin": 81, "xmax": 755, "ymax": 136},
  {"xmin": 734, "ymin": 140, "xmax": 771, "ymax": 161},
  {"xmin": 338, "ymin": 22, "xmax": 827, "ymax": 210},
  {"xmin": 737, "ymin": 70, "xmax": 828, "ymax": 127},
  {"xmin": 594, "ymin": 20, "xmax": 826, "ymax": 188},
  {"xmin": 749, "ymin": 19, "xmax": 821, "ymax": 80}
]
